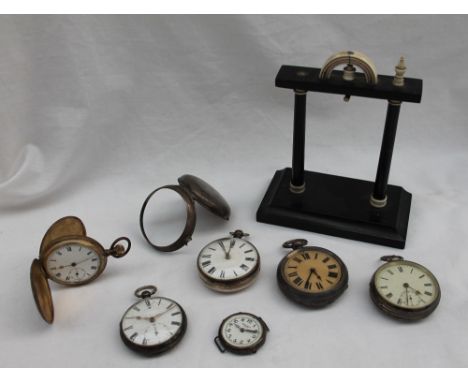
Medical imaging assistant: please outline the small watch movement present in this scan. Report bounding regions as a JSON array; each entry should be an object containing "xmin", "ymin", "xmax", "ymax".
[
  {"xmin": 215, "ymin": 312, "xmax": 269, "ymax": 355},
  {"xmin": 197, "ymin": 230, "xmax": 260, "ymax": 293},
  {"xmin": 277, "ymin": 239, "xmax": 348, "ymax": 308},
  {"xmin": 119, "ymin": 285, "xmax": 187, "ymax": 356},
  {"xmin": 369, "ymin": 255, "xmax": 441, "ymax": 321},
  {"xmin": 30, "ymin": 216, "xmax": 131, "ymax": 323}
]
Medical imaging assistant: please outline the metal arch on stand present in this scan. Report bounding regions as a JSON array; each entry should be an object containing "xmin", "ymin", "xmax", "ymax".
[{"xmin": 256, "ymin": 52, "xmax": 423, "ymax": 249}]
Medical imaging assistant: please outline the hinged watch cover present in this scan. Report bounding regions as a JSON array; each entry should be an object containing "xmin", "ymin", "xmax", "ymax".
[
  {"xmin": 140, "ymin": 174, "xmax": 231, "ymax": 252},
  {"xmin": 39, "ymin": 216, "xmax": 86, "ymax": 255},
  {"xmin": 32, "ymin": 216, "xmax": 86, "ymax": 323},
  {"xmin": 30, "ymin": 259, "xmax": 54, "ymax": 323}
]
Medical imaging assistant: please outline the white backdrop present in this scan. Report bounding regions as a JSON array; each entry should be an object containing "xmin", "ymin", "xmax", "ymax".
[{"xmin": 1, "ymin": 15, "xmax": 467, "ymax": 367}]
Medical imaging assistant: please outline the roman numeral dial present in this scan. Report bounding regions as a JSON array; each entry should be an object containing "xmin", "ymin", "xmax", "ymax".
[
  {"xmin": 120, "ymin": 296, "xmax": 186, "ymax": 349},
  {"xmin": 374, "ymin": 261, "xmax": 439, "ymax": 309},
  {"xmin": 197, "ymin": 234, "xmax": 260, "ymax": 292},
  {"xmin": 44, "ymin": 243, "xmax": 102, "ymax": 285},
  {"xmin": 282, "ymin": 249, "xmax": 343, "ymax": 293}
]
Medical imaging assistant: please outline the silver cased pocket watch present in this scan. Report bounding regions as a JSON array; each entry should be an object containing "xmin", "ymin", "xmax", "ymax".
[
  {"xmin": 215, "ymin": 312, "xmax": 269, "ymax": 355},
  {"xmin": 197, "ymin": 230, "xmax": 260, "ymax": 293},
  {"xmin": 30, "ymin": 216, "xmax": 131, "ymax": 323},
  {"xmin": 369, "ymin": 255, "xmax": 441, "ymax": 321},
  {"xmin": 119, "ymin": 285, "xmax": 187, "ymax": 356}
]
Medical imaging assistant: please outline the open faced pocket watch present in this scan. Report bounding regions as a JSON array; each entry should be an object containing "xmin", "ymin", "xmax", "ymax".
[
  {"xmin": 120, "ymin": 285, "xmax": 187, "ymax": 356},
  {"xmin": 140, "ymin": 174, "xmax": 230, "ymax": 252},
  {"xmin": 370, "ymin": 255, "xmax": 441, "ymax": 321},
  {"xmin": 30, "ymin": 216, "xmax": 131, "ymax": 324},
  {"xmin": 197, "ymin": 230, "xmax": 260, "ymax": 293},
  {"xmin": 277, "ymin": 239, "xmax": 348, "ymax": 308},
  {"xmin": 215, "ymin": 312, "xmax": 269, "ymax": 355}
]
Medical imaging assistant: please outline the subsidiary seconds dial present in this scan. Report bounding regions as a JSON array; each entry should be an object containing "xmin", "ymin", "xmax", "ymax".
[
  {"xmin": 120, "ymin": 285, "xmax": 187, "ymax": 356},
  {"xmin": 370, "ymin": 255, "xmax": 441, "ymax": 320}
]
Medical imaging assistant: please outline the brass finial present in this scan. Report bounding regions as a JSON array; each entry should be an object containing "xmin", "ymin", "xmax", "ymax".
[{"xmin": 393, "ymin": 56, "xmax": 406, "ymax": 87}]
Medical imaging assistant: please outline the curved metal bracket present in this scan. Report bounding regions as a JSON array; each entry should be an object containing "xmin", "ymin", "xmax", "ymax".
[{"xmin": 319, "ymin": 51, "xmax": 378, "ymax": 85}]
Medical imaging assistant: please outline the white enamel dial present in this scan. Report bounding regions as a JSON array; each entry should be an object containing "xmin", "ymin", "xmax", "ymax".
[
  {"xmin": 374, "ymin": 261, "xmax": 439, "ymax": 309},
  {"xmin": 221, "ymin": 313, "xmax": 263, "ymax": 348},
  {"xmin": 121, "ymin": 297, "xmax": 184, "ymax": 347},
  {"xmin": 45, "ymin": 243, "xmax": 102, "ymax": 284},
  {"xmin": 198, "ymin": 237, "xmax": 259, "ymax": 281}
]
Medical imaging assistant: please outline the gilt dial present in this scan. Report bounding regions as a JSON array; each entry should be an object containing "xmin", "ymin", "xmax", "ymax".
[
  {"xmin": 374, "ymin": 261, "xmax": 439, "ymax": 309},
  {"xmin": 283, "ymin": 248, "xmax": 343, "ymax": 292},
  {"xmin": 198, "ymin": 237, "xmax": 259, "ymax": 281},
  {"xmin": 45, "ymin": 243, "xmax": 102, "ymax": 285},
  {"xmin": 120, "ymin": 297, "xmax": 185, "ymax": 349}
]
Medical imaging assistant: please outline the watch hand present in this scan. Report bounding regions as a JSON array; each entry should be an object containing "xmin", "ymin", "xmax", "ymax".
[
  {"xmin": 242, "ymin": 328, "xmax": 259, "ymax": 334},
  {"xmin": 225, "ymin": 239, "xmax": 235, "ymax": 259},
  {"xmin": 311, "ymin": 268, "xmax": 322, "ymax": 281},
  {"xmin": 59, "ymin": 257, "xmax": 93, "ymax": 269},
  {"xmin": 150, "ymin": 304, "xmax": 176, "ymax": 320},
  {"xmin": 219, "ymin": 240, "xmax": 230, "ymax": 259}
]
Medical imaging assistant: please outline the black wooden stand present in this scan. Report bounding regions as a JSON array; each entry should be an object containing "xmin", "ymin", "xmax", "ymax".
[{"xmin": 256, "ymin": 65, "xmax": 422, "ymax": 249}]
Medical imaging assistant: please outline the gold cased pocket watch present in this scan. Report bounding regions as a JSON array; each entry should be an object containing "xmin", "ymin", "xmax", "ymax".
[
  {"xmin": 369, "ymin": 255, "xmax": 441, "ymax": 321},
  {"xmin": 277, "ymin": 239, "xmax": 348, "ymax": 308},
  {"xmin": 30, "ymin": 216, "xmax": 131, "ymax": 323},
  {"xmin": 214, "ymin": 312, "xmax": 269, "ymax": 355},
  {"xmin": 197, "ymin": 230, "xmax": 260, "ymax": 293},
  {"xmin": 119, "ymin": 285, "xmax": 187, "ymax": 356}
]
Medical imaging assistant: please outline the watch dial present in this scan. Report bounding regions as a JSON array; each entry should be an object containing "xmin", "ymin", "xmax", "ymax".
[
  {"xmin": 221, "ymin": 313, "xmax": 263, "ymax": 349},
  {"xmin": 374, "ymin": 261, "xmax": 439, "ymax": 309},
  {"xmin": 198, "ymin": 238, "xmax": 259, "ymax": 281},
  {"xmin": 283, "ymin": 248, "xmax": 343, "ymax": 293},
  {"xmin": 121, "ymin": 297, "xmax": 185, "ymax": 348},
  {"xmin": 45, "ymin": 243, "xmax": 102, "ymax": 284}
]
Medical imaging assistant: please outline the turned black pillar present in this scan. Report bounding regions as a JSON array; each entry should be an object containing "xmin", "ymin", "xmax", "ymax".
[
  {"xmin": 371, "ymin": 100, "xmax": 402, "ymax": 207},
  {"xmin": 290, "ymin": 89, "xmax": 307, "ymax": 193}
]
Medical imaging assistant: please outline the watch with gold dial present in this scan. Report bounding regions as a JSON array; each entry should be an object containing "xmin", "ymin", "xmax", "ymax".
[
  {"xmin": 30, "ymin": 216, "xmax": 131, "ymax": 323},
  {"xmin": 370, "ymin": 255, "xmax": 441, "ymax": 320},
  {"xmin": 276, "ymin": 239, "xmax": 348, "ymax": 308}
]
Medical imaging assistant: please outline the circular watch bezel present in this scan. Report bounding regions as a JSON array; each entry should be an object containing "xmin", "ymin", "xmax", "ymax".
[
  {"xmin": 216, "ymin": 312, "xmax": 268, "ymax": 355},
  {"xmin": 119, "ymin": 296, "xmax": 187, "ymax": 357},
  {"xmin": 40, "ymin": 236, "xmax": 107, "ymax": 286},
  {"xmin": 369, "ymin": 259, "xmax": 441, "ymax": 321},
  {"xmin": 197, "ymin": 237, "xmax": 261, "ymax": 293},
  {"xmin": 139, "ymin": 185, "xmax": 197, "ymax": 253},
  {"xmin": 277, "ymin": 246, "xmax": 348, "ymax": 308}
]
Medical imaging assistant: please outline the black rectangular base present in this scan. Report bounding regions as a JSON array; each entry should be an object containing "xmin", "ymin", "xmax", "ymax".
[{"xmin": 256, "ymin": 168, "xmax": 412, "ymax": 249}]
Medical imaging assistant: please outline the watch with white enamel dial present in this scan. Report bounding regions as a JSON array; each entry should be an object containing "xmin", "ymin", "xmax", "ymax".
[
  {"xmin": 30, "ymin": 216, "xmax": 131, "ymax": 323},
  {"xmin": 120, "ymin": 285, "xmax": 187, "ymax": 356},
  {"xmin": 370, "ymin": 255, "xmax": 441, "ymax": 321},
  {"xmin": 215, "ymin": 312, "xmax": 269, "ymax": 355},
  {"xmin": 197, "ymin": 230, "xmax": 261, "ymax": 293}
]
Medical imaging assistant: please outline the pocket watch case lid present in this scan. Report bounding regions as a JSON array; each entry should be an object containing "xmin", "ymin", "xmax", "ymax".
[
  {"xmin": 140, "ymin": 174, "xmax": 231, "ymax": 252},
  {"xmin": 39, "ymin": 216, "xmax": 86, "ymax": 255},
  {"xmin": 30, "ymin": 259, "xmax": 54, "ymax": 324},
  {"xmin": 178, "ymin": 174, "xmax": 230, "ymax": 220}
]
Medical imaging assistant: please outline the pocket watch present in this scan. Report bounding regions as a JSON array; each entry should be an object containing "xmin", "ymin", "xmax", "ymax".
[
  {"xmin": 30, "ymin": 216, "xmax": 131, "ymax": 323},
  {"xmin": 369, "ymin": 255, "xmax": 441, "ymax": 321},
  {"xmin": 214, "ymin": 312, "xmax": 269, "ymax": 355},
  {"xmin": 277, "ymin": 239, "xmax": 348, "ymax": 308},
  {"xmin": 120, "ymin": 285, "xmax": 187, "ymax": 356},
  {"xmin": 140, "ymin": 174, "xmax": 230, "ymax": 252},
  {"xmin": 197, "ymin": 230, "xmax": 260, "ymax": 293}
]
